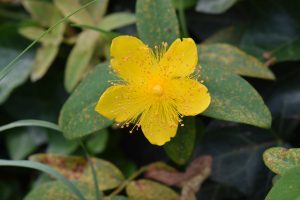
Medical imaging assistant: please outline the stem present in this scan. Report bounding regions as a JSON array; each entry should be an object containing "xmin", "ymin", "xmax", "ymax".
[
  {"xmin": 178, "ymin": 0, "xmax": 188, "ymax": 37},
  {"xmin": 79, "ymin": 141, "xmax": 101, "ymax": 200},
  {"xmin": 108, "ymin": 166, "xmax": 149, "ymax": 198}
]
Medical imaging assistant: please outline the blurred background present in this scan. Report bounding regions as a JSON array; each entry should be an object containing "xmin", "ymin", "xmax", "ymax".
[{"xmin": 0, "ymin": 0, "xmax": 300, "ymax": 199}]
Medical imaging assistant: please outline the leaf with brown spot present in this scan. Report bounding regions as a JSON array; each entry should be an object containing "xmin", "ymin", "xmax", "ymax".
[
  {"xmin": 263, "ymin": 147, "xmax": 300, "ymax": 175},
  {"xmin": 30, "ymin": 154, "xmax": 124, "ymax": 191},
  {"xmin": 59, "ymin": 63, "xmax": 114, "ymax": 139},
  {"xmin": 200, "ymin": 58, "xmax": 272, "ymax": 129},
  {"xmin": 24, "ymin": 181, "xmax": 100, "ymax": 200},
  {"xmin": 126, "ymin": 179, "xmax": 180, "ymax": 200},
  {"xmin": 199, "ymin": 43, "xmax": 275, "ymax": 80}
]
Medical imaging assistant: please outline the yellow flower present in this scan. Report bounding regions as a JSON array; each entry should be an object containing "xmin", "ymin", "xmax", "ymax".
[{"xmin": 95, "ymin": 36, "xmax": 211, "ymax": 146}]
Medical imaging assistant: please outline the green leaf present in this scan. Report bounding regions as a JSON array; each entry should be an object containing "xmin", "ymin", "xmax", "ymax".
[
  {"xmin": 0, "ymin": 48, "xmax": 33, "ymax": 104},
  {"xmin": 198, "ymin": 122, "xmax": 277, "ymax": 197},
  {"xmin": 0, "ymin": 0, "xmax": 97, "ymax": 82},
  {"xmin": 19, "ymin": 25, "xmax": 59, "ymax": 45},
  {"xmin": 30, "ymin": 154, "xmax": 124, "ymax": 191},
  {"xmin": 164, "ymin": 117, "xmax": 196, "ymax": 165},
  {"xmin": 25, "ymin": 181, "xmax": 97, "ymax": 200},
  {"xmin": 201, "ymin": 64, "xmax": 272, "ymax": 128},
  {"xmin": 98, "ymin": 12, "xmax": 136, "ymax": 30},
  {"xmin": 172, "ymin": 0, "xmax": 197, "ymax": 9},
  {"xmin": 126, "ymin": 179, "xmax": 180, "ymax": 200},
  {"xmin": 0, "ymin": 24, "xmax": 34, "ymax": 104},
  {"xmin": 0, "ymin": 160, "xmax": 85, "ymax": 200},
  {"xmin": 104, "ymin": 196, "xmax": 129, "ymax": 200},
  {"xmin": 5, "ymin": 128, "xmax": 47, "ymax": 160},
  {"xmin": 72, "ymin": 24, "xmax": 121, "ymax": 39},
  {"xmin": 203, "ymin": 26, "xmax": 244, "ymax": 46},
  {"xmin": 64, "ymin": 12, "xmax": 136, "ymax": 92},
  {"xmin": 22, "ymin": 1, "xmax": 65, "ymax": 81},
  {"xmin": 263, "ymin": 147, "xmax": 300, "ymax": 175},
  {"xmin": 86, "ymin": 129, "xmax": 109, "ymax": 154},
  {"xmin": 0, "ymin": 120, "xmax": 61, "ymax": 133},
  {"xmin": 31, "ymin": 44, "xmax": 60, "ymax": 81},
  {"xmin": 64, "ymin": 30, "xmax": 98, "ymax": 92},
  {"xmin": 271, "ymin": 38, "xmax": 300, "ymax": 62},
  {"xmin": 199, "ymin": 44, "xmax": 275, "ymax": 80},
  {"xmin": 265, "ymin": 166, "xmax": 300, "ymax": 200},
  {"xmin": 110, "ymin": 196, "xmax": 129, "ymax": 200},
  {"xmin": 80, "ymin": 0, "xmax": 109, "ymax": 23},
  {"xmin": 204, "ymin": 2, "xmax": 300, "ymax": 62},
  {"xmin": 196, "ymin": 0, "xmax": 238, "ymax": 14},
  {"xmin": 22, "ymin": 0, "xmax": 63, "ymax": 27},
  {"xmin": 59, "ymin": 63, "xmax": 114, "ymax": 139},
  {"xmin": 136, "ymin": 0, "xmax": 180, "ymax": 48},
  {"xmin": 47, "ymin": 132, "xmax": 79, "ymax": 155},
  {"xmin": 54, "ymin": 0, "xmax": 95, "ymax": 25},
  {"xmin": 0, "ymin": 180, "xmax": 20, "ymax": 200}
]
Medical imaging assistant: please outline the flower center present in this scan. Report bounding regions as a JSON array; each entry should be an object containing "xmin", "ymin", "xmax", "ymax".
[{"xmin": 152, "ymin": 84, "xmax": 163, "ymax": 96}]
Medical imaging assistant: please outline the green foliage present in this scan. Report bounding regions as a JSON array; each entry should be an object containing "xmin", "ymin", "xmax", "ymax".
[
  {"xmin": 126, "ymin": 179, "xmax": 180, "ymax": 200},
  {"xmin": 22, "ymin": 0, "xmax": 65, "ymax": 81},
  {"xmin": 198, "ymin": 43, "xmax": 275, "ymax": 80},
  {"xmin": 136, "ymin": 0, "xmax": 180, "ymax": 47},
  {"xmin": 264, "ymin": 147, "xmax": 300, "ymax": 175},
  {"xmin": 64, "ymin": 12, "xmax": 136, "ymax": 92},
  {"xmin": 198, "ymin": 123, "xmax": 278, "ymax": 198},
  {"xmin": 201, "ymin": 62, "xmax": 272, "ymax": 128},
  {"xmin": 172, "ymin": 0, "xmax": 197, "ymax": 9},
  {"xmin": 5, "ymin": 129, "xmax": 46, "ymax": 160},
  {"xmin": 0, "ymin": 159, "xmax": 85, "ymax": 200},
  {"xmin": 0, "ymin": 120, "xmax": 61, "ymax": 132},
  {"xmin": 86, "ymin": 129, "xmax": 109, "ymax": 155},
  {"xmin": 196, "ymin": 0, "xmax": 238, "ymax": 14},
  {"xmin": 205, "ymin": 1, "xmax": 300, "ymax": 63},
  {"xmin": 25, "ymin": 181, "xmax": 98, "ymax": 200},
  {"xmin": 47, "ymin": 133, "xmax": 79, "ymax": 155},
  {"xmin": 272, "ymin": 38, "xmax": 300, "ymax": 62},
  {"xmin": 1, "ymin": 0, "xmax": 300, "ymax": 199},
  {"xmin": 0, "ymin": 24, "xmax": 34, "ymax": 104},
  {"xmin": 265, "ymin": 166, "xmax": 300, "ymax": 200},
  {"xmin": 30, "ymin": 154, "xmax": 124, "ymax": 191},
  {"xmin": 164, "ymin": 117, "xmax": 197, "ymax": 165},
  {"xmin": 59, "ymin": 63, "xmax": 113, "ymax": 139}
]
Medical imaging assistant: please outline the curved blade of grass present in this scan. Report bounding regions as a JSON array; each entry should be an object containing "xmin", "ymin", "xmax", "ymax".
[
  {"xmin": 0, "ymin": 0, "xmax": 98, "ymax": 82},
  {"xmin": 0, "ymin": 119, "xmax": 61, "ymax": 133},
  {"xmin": 72, "ymin": 24, "xmax": 120, "ymax": 39},
  {"xmin": 79, "ymin": 140, "xmax": 101, "ymax": 200},
  {"xmin": 0, "ymin": 159, "xmax": 86, "ymax": 200}
]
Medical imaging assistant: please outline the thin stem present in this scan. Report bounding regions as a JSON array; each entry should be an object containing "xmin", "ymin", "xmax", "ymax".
[
  {"xmin": 178, "ymin": 0, "xmax": 188, "ymax": 37},
  {"xmin": 108, "ymin": 165, "xmax": 149, "ymax": 198},
  {"xmin": 0, "ymin": 0, "xmax": 98, "ymax": 82},
  {"xmin": 79, "ymin": 141, "xmax": 101, "ymax": 200}
]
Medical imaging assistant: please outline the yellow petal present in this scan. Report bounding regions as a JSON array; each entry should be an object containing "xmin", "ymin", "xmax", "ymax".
[
  {"xmin": 95, "ymin": 85, "xmax": 147, "ymax": 122},
  {"xmin": 159, "ymin": 38, "xmax": 198, "ymax": 77},
  {"xmin": 110, "ymin": 36, "xmax": 153, "ymax": 82},
  {"xmin": 140, "ymin": 103, "xmax": 178, "ymax": 146},
  {"xmin": 170, "ymin": 78, "xmax": 211, "ymax": 116}
]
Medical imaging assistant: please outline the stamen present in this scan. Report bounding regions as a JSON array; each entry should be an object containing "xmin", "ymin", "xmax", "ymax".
[{"xmin": 151, "ymin": 42, "xmax": 168, "ymax": 62}]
